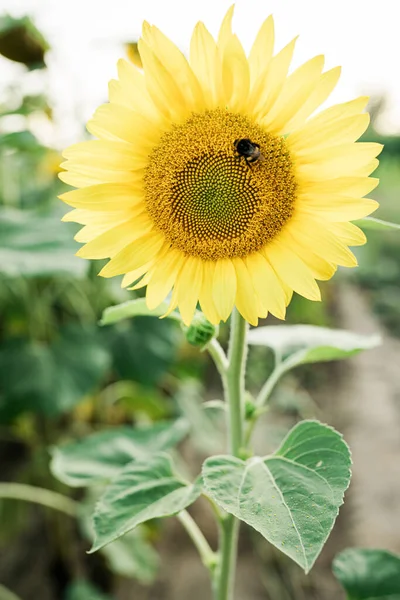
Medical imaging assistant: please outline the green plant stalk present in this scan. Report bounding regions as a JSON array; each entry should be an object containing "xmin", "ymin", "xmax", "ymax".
[
  {"xmin": 0, "ymin": 483, "xmax": 78, "ymax": 517},
  {"xmin": 215, "ymin": 309, "xmax": 248, "ymax": 600},
  {"xmin": 178, "ymin": 510, "xmax": 217, "ymax": 570}
]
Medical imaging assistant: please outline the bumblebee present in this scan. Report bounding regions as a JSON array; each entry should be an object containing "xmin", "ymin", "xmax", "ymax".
[{"xmin": 234, "ymin": 138, "xmax": 263, "ymax": 167}]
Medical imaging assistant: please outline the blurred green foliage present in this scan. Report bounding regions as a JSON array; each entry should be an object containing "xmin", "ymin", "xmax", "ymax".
[{"xmin": 0, "ymin": 15, "xmax": 49, "ymax": 69}]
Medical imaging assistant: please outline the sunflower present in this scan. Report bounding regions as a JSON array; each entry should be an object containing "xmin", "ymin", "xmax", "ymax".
[{"xmin": 59, "ymin": 7, "xmax": 381, "ymax": 326}]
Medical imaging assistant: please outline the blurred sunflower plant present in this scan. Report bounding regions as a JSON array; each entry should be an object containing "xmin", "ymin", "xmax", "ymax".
[{"xmin": 56, "ymin": 6, "xmax": 385, "ymax": 599}]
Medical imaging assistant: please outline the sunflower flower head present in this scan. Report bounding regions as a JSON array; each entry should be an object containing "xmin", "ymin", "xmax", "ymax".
[{"xmin": 59, "ymin": 6, "xmax": 381, "ymax": 326}]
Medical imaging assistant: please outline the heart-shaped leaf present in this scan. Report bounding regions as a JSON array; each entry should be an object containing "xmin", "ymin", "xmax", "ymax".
[
  {"xmin": 100, "ymin": 298, "xmax": 180, "ymax": 326},
  {"xmin": 51, "ymin": 419, "xmax": 189, "ymax": 487},
  {"xmin": 203, "ymin": 420, "xmax": 351, "ymax": 573},
  {"xmin": 91, "ymin": 453, "xmax": 201, "ymax": 552},
  {"xmin": 332, "ymin": 548, "xmax": 400, "ymax": 599},
  {"xmin": 248, "ymin": 325, "xmax": 380, "ymax": 367}
]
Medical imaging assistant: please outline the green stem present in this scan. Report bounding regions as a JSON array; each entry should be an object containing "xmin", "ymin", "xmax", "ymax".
[
  {"xmin": 178, "ymin": 510, "xmax": 217, "ymax": 570},
  {"xmin": 215, "ymin": 309, "xmax": 248, "ymax": 600},
  {"xmin": 0, "ymin": 483, "xmax": 78, "ymax": 517},
  {"xmin": 207, "ymin": 338, "xmax": 229, "ymax": 385},
  {"xmin": 255, "ymin": 361, "xmax": 288, "ymax": 408},
  {"xmin": 226, "ymin": 309, "xmax": 248, "ymax": 456}
]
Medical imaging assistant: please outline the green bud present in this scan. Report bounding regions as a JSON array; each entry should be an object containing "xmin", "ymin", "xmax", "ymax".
[
  {"xmin": 244, "ymin": 392, "xmax": 257, "ymax": 420},
  {"xmin": 183, "ymin": 313, "xmax": 219, "ymax": 348}
]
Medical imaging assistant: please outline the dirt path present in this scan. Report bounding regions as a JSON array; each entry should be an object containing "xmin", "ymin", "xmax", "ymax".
[{"xmin": 335, "ymin": 284, "xmax": 400, "ymax": 551}]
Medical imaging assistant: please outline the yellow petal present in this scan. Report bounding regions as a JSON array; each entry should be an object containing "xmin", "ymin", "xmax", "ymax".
[
  {"xmin": 264, "ymin": 240, "xmax": 321, "ymax": 301},
  {"xmin": 138, "ymin": 39, "xmax": 188, "ymax": 121},
  {"xmin": 284, "ymin": 66, "xmax": 341, "ymax": 132},
  {"xmin": 248, "ymin": 15, "xmax": 274, "ymax": 86},
  {"xmin": 129, "ymin": 268, "xmax": 153, "ymax": 290},
  {"xmin": 59, "ymin": 170, "xmax": 102, "ymax": 188},
  {"xmin": 99, "ymin": 230, "xmax": 165, "ymax": 278},
  {"xmin": 328, "ymin": 221, "xmax": 367, "ymax": 246},
  {"xmin": 232, "ymin": 258, "xmax": 259, "ymax": 326},
  {"xmin": 160, "ymin": 284, "xmax": 180, "ymax": 319},
  {"xmin": 174, "ymin": 257, "xmax": 203, "ymax": 326},
  {"xmin": 289, "ymin": 218, "xmax": 358, "ymax": 267},
  {"xmin": 353, "ymin": 159, "xmax": 380, "ymax": 177},
  {"xmin": 249, "ymin": 36, "xmax": 297, "ymax": 118},
  {"xmin": 245, "ymin": 253, "xmax": 286, "ymax": 319},
  {"xmin": 300, "ymin": 176, "xmax": 379, "ymax": 197},
  {"xmin": 121, "ymin": 260, "xmax": 155, "ymax": 287},
  {"xmin": 262, "ymin": 55, "xmax": 325, "ymax": 133},
  {"xmin": 199, "ymin": 262, "xmax": 220, "ymax": 325},
  {"xmin": 62, "ymin": 140, "xmax": 141, "ymax": 171},
  {"xmin": 289, "ymin": 113, "xmax": 370, "ymax": 156},
  {"xmin": 296, "ymin": 143, "xmax": 383, "ymax": 180},
  {"xmin": 111, "ymin": 59, "xmax": 159, "ymax": 121},
  {"xmin": 289, "ymin": 96, "xmax": 369, "ymax": 146},
  {"xmin": 62, "ymin": 208, "xmax": 142, "ymax": 226},
  {"xmin": 76, "ymin": 214, "xmax": 153, "ymax": 259},
  {"xmin": 213, "ymin": 259, "xmax": 237, "ymax": 322},
  {"xmin": 72, "ymin": 210, "xmax": 140, "ymax": 241},
  {"xmin": 297, "ymin": 195, "xmax": 379, "ymax": 221},
  {"xmin": 142, "ymin": 25, "xmax": 205, "ymax": 112},
  {"xmin": 221, "ymin": 34, "xmax": 250, "ymax": 111},
  {"xmin": 190, "ymin": 22, "xmax": 222, "ymax": 108},
  {"xmin": 146, "ymin": 249, "xmax": 185, "ymax": 310},
  {"xmin": 87, "ymin": 103, "xmax": 161, "ymax": 147},
  {"xmin": 59, "ymin": 183, "xmax": 143, "ymax": 211},
  {"xmin": 59, "ymin": 165, "xmax": 140, "ymax": 187},
  {"xmin": 283, "ymin": 231, "xmax": 337, "ymax": 280},
  {"xmin": 217, "ymin": 5, "xmax": 235, "ymax": 51}
]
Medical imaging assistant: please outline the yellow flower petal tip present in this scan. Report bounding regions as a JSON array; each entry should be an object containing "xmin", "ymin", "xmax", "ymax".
[{"xmin": 59, "ymin": 10, "xmax": 381, "ymax": 325}]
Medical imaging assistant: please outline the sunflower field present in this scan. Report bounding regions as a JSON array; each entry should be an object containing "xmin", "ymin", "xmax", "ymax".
[{"xmin": 1, "ymin": 4, "xmax": 400, "ymax": 600}]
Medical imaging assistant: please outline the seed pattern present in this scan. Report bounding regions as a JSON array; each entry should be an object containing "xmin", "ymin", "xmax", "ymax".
[{"xmin": 144, "ymin": 109, "xmax": 297, "ymax": 260}]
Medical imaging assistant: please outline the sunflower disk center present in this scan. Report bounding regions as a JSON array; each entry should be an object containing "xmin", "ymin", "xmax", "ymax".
[{"xmin": 144, "ymin": 109, "xmax": 297, "ymax": 260}]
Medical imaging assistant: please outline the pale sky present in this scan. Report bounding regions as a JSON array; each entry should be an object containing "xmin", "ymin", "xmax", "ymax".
[{"xmin": 0, "ymin": 0, "xmax": 399, "ymax": 147}]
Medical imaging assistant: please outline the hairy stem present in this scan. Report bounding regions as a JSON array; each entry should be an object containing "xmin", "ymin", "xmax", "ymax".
[
  {"xmin": 178, "ymin": 510, "xmax": 217, "ymax": 570},
  {"xmin": 215, "ymin": 309, "xmax": 248, "ymax": 600}
]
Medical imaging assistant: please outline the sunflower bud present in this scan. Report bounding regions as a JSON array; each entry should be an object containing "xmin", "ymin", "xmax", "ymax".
[{"xmin": 183, "ymin": 313, "xmax": 218, "ymax": 348}]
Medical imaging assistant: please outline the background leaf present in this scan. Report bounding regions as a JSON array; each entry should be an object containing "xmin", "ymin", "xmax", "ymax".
[
  {"xmin": 91, "ymin": 453, "xmax": 201, "ymax": 552},
  {"xmin": 101, "ymin": 530, "xmax": 159, "ymax": 584},
  {"xmin": 104, "ymin": 317, "xmax": 180, "ymax": 386},
  {"xmin": 0, "ymin": 326, "xmax": 110, "ymax": 422},
  {"xmin": 100, "ymin": 298, "xmax": 180, "ymax": 325},
  {"xmin": 203, "ymin": 420, "xmax": 351, "ymax": 573},
  {"xmin": 0, "ymin": 207, "xmax": 86, "ymax": 278},
  {"xmin": 51, "ymin": 419, "xmax": 189, "ymax": 487},
  {"xmin": 248, "ymin": 324, "xmax": 380, "ymax": 368},
  {"xmin": 332, "ymin": 548, "xmax": 400, "ymax": 599}
]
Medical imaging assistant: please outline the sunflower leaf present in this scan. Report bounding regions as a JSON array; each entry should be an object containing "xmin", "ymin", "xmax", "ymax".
[
  {"xmin": 0, "ymin": 207, "xmax": 86, "ymax": 278},
  {"xmin": 0, "ymin": 326, "xmax": 110, "ymax": 422},
  {"xmin": 90, "ymin": 453, "xmax": 201, "ymax": 552},
  {"xmin": 202, "ymin": 420, "xmax": 351, "ymax": 573},
  {"xmin": 356, "ymin": 216, "xmax": 400, "ymax": 231},
  {"xmin": 248, "ymin": 324, "xmax": 380, "ymax": 367},
  {"xmin": 50, "ymin": 419, "xmax": 189, "ymax": 487},
  {"xmin": 100, "ymin": 298, "xmax": 181, "ymax": 325},
  {"xmin": 332, "ymin": 548, "xmax": 400, "ymax": 599}
]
